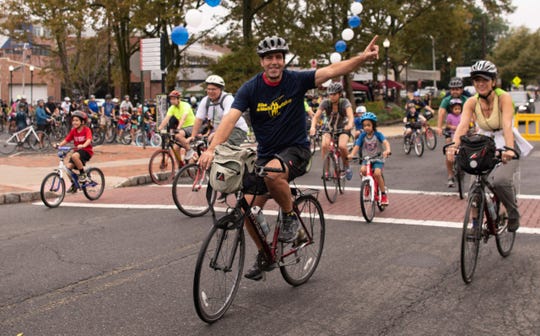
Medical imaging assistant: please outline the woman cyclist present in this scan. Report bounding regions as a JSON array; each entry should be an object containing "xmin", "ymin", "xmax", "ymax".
[{"xmin": 446, "ymin": 60, "xmax": 532, "ymax": 232}]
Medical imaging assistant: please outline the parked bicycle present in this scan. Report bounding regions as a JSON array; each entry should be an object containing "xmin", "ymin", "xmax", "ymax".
[
  {"xmin": 148, "ymin": 132, "xmax": 207, "ymax": 185},
  {"xmin": 446, "ymin": 142, "xmax": 520, "ymax": 284},
  {"xmin": 322, "ymin": 128, "xmax": 347, "ymax": 203},
  {"xmin": 403, "ymin": 122, "xmax": 424, "ymax": 157},
  {"xmin": 40, "ymin": 146, "xmax": 105, "ymax": 208},
  {"xmin": 358, "ymin": 153, "xmax": 389, "ymax": 222},
  {"xmin": 0, "ymin": 124, "xmax": 50, "ymax": 155},
  {"xmin": 193, "ymin": 157, "xmax": 325, "ymax": 323}
]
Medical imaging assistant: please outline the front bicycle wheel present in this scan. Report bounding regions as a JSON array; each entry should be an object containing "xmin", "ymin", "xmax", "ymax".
[
  {"xmin": 360, "ymin": 179, "xmax": 376, "ymax": 222},
  {"xmin": 425, "ymin": 127, "xmax": 437, "ymax": 150},
  {"xmin": 413, "ymin": 133, "xmax": 424, "ymax": 157},
  {"xmin": 461, "ymin": 189, "xmax": 483, "ymax": 284},
  {"xmin": 322, "ymin": 153, "xmax": 338, "ymax": 203},
  {"xmin": 280, "ymin": 195, "xmax": 325, "ymax": 286},
  {"xmin": 82, "ymin": 168, "xmax": 105, "ymax": 200},
  {"xmin": 135, "ymin": 131, "xmax": 145, "ymax": 147},
  {"xmin": 148, "ymin": 149, "xmax": 175, "ymax": 185},
  {"xmin": 150, "ymin": 133, "xmax": 162, "ymax": 147},
  {"xmin": 40, "ymin": 172, "xmax": 66, "ymax": 208},
  {"xmin": 193, "ymin": 223, "xmax": 245, "ymax": 323},
  {"xmin": 172, "ymin": 163, "xmax": 216, "ymax": 217},
  {"xmin": 495, "ymin": 202, "xmax": 515, "ymax": 257},
  {"xmin": 403, "ymin": 136, "xmax": 411, "ymax": 155},
  {"xmin": 105, "ymin": 125, "xmax": 116, "ymax": 143},
  {"xmin": 310, "ymin": 136, "xmax": 318, "ymax": 155},
  {"xmin": 337, "ymin": 155, "xmax": 346, "ymax": 194}
]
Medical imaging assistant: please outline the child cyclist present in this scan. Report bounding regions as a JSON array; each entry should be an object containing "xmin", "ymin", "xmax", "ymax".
[
  {"xmin": 403, "ymin": 102, "xmax": 427, "ymax": 138},
  {"xmin": 444, "ymin": 98, "xmax": 463, "ymax": 187},
  {"xmin": 56, "ymin": 111, "xmax": 93, "ymax": 189},
  {"xmin": 348, "ymin": 112, "xmax": 391, "ymax": 205}
]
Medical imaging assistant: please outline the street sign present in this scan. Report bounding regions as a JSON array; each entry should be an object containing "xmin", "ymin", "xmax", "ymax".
[
  {"xmin": 512, "ymin": 76, "xmax": 522, "ymax": 88},
  {"xmin": 140, "ymin": 38, "xmax": 161, "ymax": 71}
]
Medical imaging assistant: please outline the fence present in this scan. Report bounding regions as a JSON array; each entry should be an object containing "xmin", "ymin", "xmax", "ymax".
[{"xmin": 514, "ymin": 113, "xmax": 540, "ymax": 141}]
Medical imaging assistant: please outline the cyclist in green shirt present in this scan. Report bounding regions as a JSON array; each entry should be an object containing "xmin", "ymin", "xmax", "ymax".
[{"xmin": 158, "ymin": 90, "xmax": 196, "ymax": 159}]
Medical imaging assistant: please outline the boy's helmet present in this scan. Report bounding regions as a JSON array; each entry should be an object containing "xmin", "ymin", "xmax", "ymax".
[
  {"xmin": 360, "ymin": 112, "xmax": 378, "ymax": 123},
  {"xmin": 256, "ymin": 36, "xmax": 289, "ymax": 56},
  {"xmin": 169, "ymin": 90, "xmax": 181, "ymax": 98},
  {"xmin": 356, "ymin": 106, "xmax": 367, "ymax": 114},
  {"xmin": 72, "ymin": 110, "xmax": 88, "ymax": 122}
]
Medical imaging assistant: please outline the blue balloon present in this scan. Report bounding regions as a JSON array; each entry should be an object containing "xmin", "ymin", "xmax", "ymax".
[
  {"xmin": 355, "ymin": 0, "xmax": 363, "ymax": 2},
  {"xmin": 349, "ymin": 15, "xmax": 361, "ymax": 28},
  {"xmin": 205, "ymin": 0, "xmax": 221, "ymax": 7},
  {"xmin": 335, "ymin": 40, "xmax": 347, "ymax": 53},
  {"xmin": 171, "ymin": 26, "xmax": 189, "ymax": 45}
]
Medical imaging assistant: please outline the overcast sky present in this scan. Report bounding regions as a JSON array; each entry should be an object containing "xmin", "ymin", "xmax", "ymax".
[{"xmin": 504, "ymin": 0, "xmax": 540, "ymax": 31}]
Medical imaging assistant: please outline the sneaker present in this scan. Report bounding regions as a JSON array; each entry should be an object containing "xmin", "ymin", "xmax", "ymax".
[
  {"xmin": 380, "ymin": 193, "xmax": 389, "ymax": 206},
  {"xmin": 185, "ymin": 149, "xmax": 195, "ymax": 161},
  {"xmin": 279, "ymin": 212, "xmax": 299, "ymax": 243},
  {"xmin": 78, "ymin": 173, "xmax": 88, "ymax": 183},
  {"xmin": 244, "ymin": 252, "xmax": 264, "ymax": 281},
  {"xmin": 345, "ymin": 167, "xmax": 353, "ymax": 181},
  {"xmin": 508, "ymin": 217, "xmax": 520, "ymax": 232},
  {"xmin": 447, "ymin": 177, "xmax": 455, "ymax": 188}
]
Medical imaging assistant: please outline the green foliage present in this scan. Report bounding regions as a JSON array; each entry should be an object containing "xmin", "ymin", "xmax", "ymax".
[{"xmin": 365, "ymin": 101, "xmax": 404, "ymax": 123}]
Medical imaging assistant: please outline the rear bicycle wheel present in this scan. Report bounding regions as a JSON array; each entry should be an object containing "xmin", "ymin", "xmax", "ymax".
[
  {"xmin": 413, "ymin": 133, "xmax": 424, "ymax": 157},
  {"xmin": 82, "ymin": 167, "xmax": 105, "ymax": 200},
  {"xmin": 425, "ymin": 127, "xmax": 437, "ymax": 150},
  {"xmin": 193, "ymin": 223, "xmax": 245, "ymax": 323},
  {"xmin": 280, "ymin": 195, "xmax": 325, "ymax": 286},
  {"xmin": 172, "ymin": 163, "xmax": 216, "ymax": 217},
  {"xmin": 150, "ymin": 133, "xmax": 162, "ymax": 147},
  {"xmin": 105, "ymin": 125, "xmax": 116, "ymax": 143},
  {"xmin": 40, "ymin": 172, "xmax": 66, "ymax": 208},
  {"xmin": 461, "ymin": 189, "xmax": 483, "ymax": 284},
  {"xmin": 148, "ymin": 149, "xmax": 176, "ymax": 185},
  {"xmin": 495, "ymin": 201, "xmax": 515, "ymax": 257},
  {"xmin": 322, "ymin": 153, "xmax": 338, "ymax": 203},
  {"xmin": 360, "ymin": 179, "xmax": 376, "ymax": 222}
]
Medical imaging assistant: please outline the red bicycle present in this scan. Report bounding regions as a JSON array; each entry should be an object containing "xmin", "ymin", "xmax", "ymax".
[
  {"xmin": 322, "ymin": 128, "xmax": 347, "ymax": 203},
  {"xmin": 359, "ymin": 153, "xmax": 388, "ymax": 223}
]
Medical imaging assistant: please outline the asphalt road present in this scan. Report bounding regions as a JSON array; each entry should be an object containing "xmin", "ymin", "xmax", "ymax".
[{"xmin": 1, "ymin": 136, "xmax": 540, "ymax": 335}]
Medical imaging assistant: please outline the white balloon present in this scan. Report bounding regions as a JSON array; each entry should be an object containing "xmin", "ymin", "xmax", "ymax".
[
  {"xmin": 351, "ymin": 2, "xmax": 363, "ymax": 15},
  {"xmin": 330, "ymin": 52, "xmax": 342, "ymax": 64},
  {"xmin": 185, "ymin": 9, "xmax": 203, "ymax": 28},
  {"xmin": 341, "ymin": 28, "xmax": 354, "ymax": 41}
]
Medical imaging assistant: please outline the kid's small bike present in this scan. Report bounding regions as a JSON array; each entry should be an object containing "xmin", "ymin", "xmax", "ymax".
[
  {"xmin": 40, "ymin": 146, "xmax": 105, "ymax": 208},
  {"xmin": 359, "ymin": 153, "xmax": 388, "ymax": 223},
  {"xmin": 403, "ymin": 122, "xmax": 424, "ymax": 157}
]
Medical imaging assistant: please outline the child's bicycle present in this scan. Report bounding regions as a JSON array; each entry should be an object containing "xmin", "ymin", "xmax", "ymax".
[
  {"xmin": 445, "ymin": 143, "xmax": 520, "ymax": 284},
  {"xmin": 443, "ymin": 129, "xmax": 466, "ymax": 199},
  {"xmin": 403, "ymin": 122, "xmax": 424, "ymax": 157},
  {"xmin": 322, "ymin": 128, "xmax": 347, "ymax": 203},
  {"xmin": 193, "ymin": 157, "xmax": 325, "ymax": 323},
  {"xmin": 358, "ymin": 153, "xmax": 388, "ymax": 223},
  {"xmin": 422, "ymin": 110, "xmax": 437, "ymax": 150},
  {"xmin": 40, "ymin": 146, "xmax": 105, "ymax": 208}
]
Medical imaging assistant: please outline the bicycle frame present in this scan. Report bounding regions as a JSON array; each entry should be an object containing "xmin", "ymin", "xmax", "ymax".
[
  {"xmin": 362, "ymin": 160, "xmax": 378, "ymax": 202},
  {"xmin": 54, "ymin": 149, "xmax": 84, "ymax": 189},
  {"xmin": 6, "ymin": 125, "xmax": 39, "ymax": 145}
]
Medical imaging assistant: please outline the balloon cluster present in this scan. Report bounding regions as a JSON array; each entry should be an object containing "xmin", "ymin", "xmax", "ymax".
[
  {"xmin": 330, "ymin": 0, "xmax": 364, "ymax": 64},
  {"xmin": 171, "ymin": 0, "xmax": 222, "ymax": 46}
]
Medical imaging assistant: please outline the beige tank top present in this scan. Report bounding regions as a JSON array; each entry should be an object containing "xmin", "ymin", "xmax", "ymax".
[{"xmin": 474, "ymin": 94, "xmax": 502, "ymax": 131}]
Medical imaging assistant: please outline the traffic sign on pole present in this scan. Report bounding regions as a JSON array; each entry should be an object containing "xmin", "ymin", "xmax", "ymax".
[{"xmin": 140, "ymin": 38, "xmax": 161, "ymax": 71}]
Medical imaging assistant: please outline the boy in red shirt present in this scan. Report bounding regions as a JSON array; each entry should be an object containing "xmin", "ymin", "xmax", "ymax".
[{"xmin": 57, "ymin": 111, "xmax": 93, "ymax": 184}]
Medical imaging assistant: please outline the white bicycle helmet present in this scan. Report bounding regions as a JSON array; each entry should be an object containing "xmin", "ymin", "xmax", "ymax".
[
  {"xmin": 205, "ymin": 75, "xmax": 225, "ymax": 88},
  {"xmin": 448, "ymin": 77, "xmax": 463, "ymax": 88},
  {"xmin": 257, "ymin": 36, "xmax": 289, "ymax": 56},
  {"xmin": 470, "ymin": 60, "xmax": 497, "ymax": 80},
  {"xmin": 327, "ymin": 82, "xmax": 343, "ymax": 94}
]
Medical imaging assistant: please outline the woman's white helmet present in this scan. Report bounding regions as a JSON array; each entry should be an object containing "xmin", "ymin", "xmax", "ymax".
[{"xmin": 205, "ymin": 75, "xmax": 225, "ymax": 88}]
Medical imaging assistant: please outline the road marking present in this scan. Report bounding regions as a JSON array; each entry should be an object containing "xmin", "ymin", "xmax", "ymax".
[{"xmin": 33, "ymin": 201, "xmax": 540, "ymax": 235}]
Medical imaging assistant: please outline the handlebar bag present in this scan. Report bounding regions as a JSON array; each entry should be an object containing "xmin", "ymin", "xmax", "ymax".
[
  {"xmin": 209, "ymin": 143, "xmax": 256, "ymax": 193},
  {"xmin": 458, "ymin": 134, "xmax": 496, "ymax": 175}
]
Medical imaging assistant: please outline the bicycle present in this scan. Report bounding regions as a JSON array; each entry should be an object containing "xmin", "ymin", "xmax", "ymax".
[
  {"xmin": 40, "ymin": 146, "xmax": 105, "ymax": 208},
  {"xmin": 0, "ymin": 124, "xmax": 51, "ymax": 155},
  {"xmin": 135, "ymin": 122, "xmax": 162, "ymax": 148},
  {"xmin": 89, "ymin": 114, "xmax": 105, "ymax": 145},
  {"xmin": 443, "ymin": 130, "xmax": 465, "ymax": 199},
  {"xmin": 148, "ymin": 131, "xmax": 206, "ymax": 185},
  {"xmin": 193, "ymin": 157, "xmax": 325, "ymax": 323},
  {"xmin": 171, "ymin": 140, "xmax": 216, "ymax": 218},
  {"xmin": 358, "ymin": 153, "xmax": 388, "ymax": 222},
  {"xmin": 322, "ymin": 128, "xmax": 347, "ymax": 203},
  {"xmin": 403, "ymin": 122, "xmax": 424, "ymax": 157},
  {"xmin": 450, "ymin": 144, "xmax": 520, "ymax": 284}
]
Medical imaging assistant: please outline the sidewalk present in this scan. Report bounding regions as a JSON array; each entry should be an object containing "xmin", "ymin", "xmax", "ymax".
[{"xmin": 0, "ymin": 125, "xmax": 405, "ymax": 205}]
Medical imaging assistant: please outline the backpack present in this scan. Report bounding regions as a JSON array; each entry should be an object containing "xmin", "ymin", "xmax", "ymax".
[
  {"xmin": 209, "ymin": 143, "xmax": 256, "ymax": 193},
  {"xmin": 457, "ymin": 134, "xmax": 497, "ymax": 175},
  {"xmin": 205, "ymin": 93, "xmax": 232, "ymax": 117}
]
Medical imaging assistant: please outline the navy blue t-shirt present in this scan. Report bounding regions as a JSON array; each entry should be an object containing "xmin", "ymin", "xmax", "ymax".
[{"xmin": 232, "ymin": 70, "xmax": 316, "ymax": 158}]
